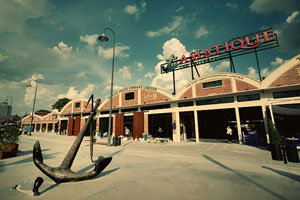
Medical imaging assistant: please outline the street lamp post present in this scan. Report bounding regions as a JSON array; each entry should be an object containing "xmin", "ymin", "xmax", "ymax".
[
  {"xmin": 98, "ymin": 28, "xmax": 115, "ymax": 147},
  {"xmin": 27, "ymin": 79, "xmax": 38, "ymax": 136},
  {"xmin": 5, "ymin": 96, "xmax": 13, "ymax": 124}
]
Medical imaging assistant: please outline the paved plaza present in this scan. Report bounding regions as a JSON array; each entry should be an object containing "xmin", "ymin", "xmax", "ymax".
[{"xmin": 0, "ymin": 133, "xmax": 300, "ymax": 200}]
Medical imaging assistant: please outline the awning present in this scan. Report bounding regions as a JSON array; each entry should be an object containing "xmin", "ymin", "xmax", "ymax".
[{"xmin": 272, "ymin": 105, "xmax": 300, "ymax": 115}]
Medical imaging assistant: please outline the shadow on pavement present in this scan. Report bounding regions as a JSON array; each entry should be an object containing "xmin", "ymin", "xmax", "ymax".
[
  {"xmin": 262, "ymin": 166, "xmax": 300, "ymax": 183},
  {"xmin": 202, "ymin": 154, "xmax": 288, "ymax": 200},
  {"xmin": 78, "ymin": 149, "xmax": 122, "ymax": 173},
  {"xmin": 40, "ymin": 183, "xmax": 59, "ymax": 195},
  {"xmin": 18, "ymin": 149, "xmax": 49, "ymax": 156},
  {"xmin": 0, "ymin": 152, "xmax": 59, "ymax": 169}
]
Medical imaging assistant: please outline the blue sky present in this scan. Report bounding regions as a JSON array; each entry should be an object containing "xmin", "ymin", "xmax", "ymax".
[{"xmin": 0, "ymin": 0, "xmax": 299, "ymax": 116}]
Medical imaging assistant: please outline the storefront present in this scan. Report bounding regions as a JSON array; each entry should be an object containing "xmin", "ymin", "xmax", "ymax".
[{"xmin": 21, "ymin": 54, "xmax": 300, "ymax": 144}]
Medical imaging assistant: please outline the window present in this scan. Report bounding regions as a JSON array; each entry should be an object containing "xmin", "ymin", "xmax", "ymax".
[
  {"xmin": 273, "ymin": 90, "xmax": 300, "ymax": 99},
  {"xmin": 178, "ymin": 101, "xmax": 194, "ymax": 107},
  {"xmin": 203, "ymin": 80, "xmax": 222, "ymax": 89},
  {"xmin": 196, "ymin": 97, "xmax": 234, "ymax": 105},
  {"xmin": 125, "ymin": 92, "xmax": 134, "ymax": 100},
  {"xmin": 141, "ymin": 104, "xmax": 170, "ymax": 111},
  {"xmin": 237, "ymin": 94, "xmax": 260, "ymax": 102},
  {"xmin": 121, "ymin": 108, "xmax": 138, "ymax": 113},
  {"xmin": 75, "ymin": 102, "xmax": 80, "ymax": 108}
]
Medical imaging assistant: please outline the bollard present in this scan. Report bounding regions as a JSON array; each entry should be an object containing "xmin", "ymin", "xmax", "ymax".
[{"xmin": 32, "ymin": 177, "xmax": 44, "ymax": 196}]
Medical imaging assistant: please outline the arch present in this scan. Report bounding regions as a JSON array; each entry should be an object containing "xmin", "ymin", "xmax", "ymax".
[
  {"xmin": 98, "ymin": 85, "xmax": 174, "ymax": 110},
  {"xmin": 60, "ymin": 99, "xmax": 88, "ymax": 115},
  {"xmin": 175, "ymin": 72, "xmax": 261, "ymax": 99},
  {"xmin": 261, "ymin": 54, "xmax": 300, "ymax": 88}
]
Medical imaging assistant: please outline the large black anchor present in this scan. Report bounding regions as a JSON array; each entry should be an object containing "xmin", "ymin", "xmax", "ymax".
[{"xmin": 33, "ymin": 98, "xmax": 112, "ymax": 184}]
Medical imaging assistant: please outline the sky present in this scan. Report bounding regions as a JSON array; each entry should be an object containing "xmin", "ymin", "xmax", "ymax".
[{"xmin": 0, "ymin": 0, "xmax": 299, "ymax": 116}]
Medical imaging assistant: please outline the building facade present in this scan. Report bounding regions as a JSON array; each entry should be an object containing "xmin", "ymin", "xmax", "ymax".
[{"xmin": 21, "ymin": 54, "xmax": 300, "ymax": 144}]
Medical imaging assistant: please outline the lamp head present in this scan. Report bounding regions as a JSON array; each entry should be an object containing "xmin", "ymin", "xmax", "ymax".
[
  {"xmin": 98, "ymin": 32, "xmax": 109, "ymax": 42},
  {"xmin": 26, "ymin": 82, "xmax": 32, "ymax": 88}
]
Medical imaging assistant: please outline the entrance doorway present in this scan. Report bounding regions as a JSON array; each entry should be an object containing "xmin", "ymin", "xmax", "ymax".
[
  {"xmin": 60, "ymin": 120, "xmax": 68, "ymax": 135},
  {"xmin": 124, "ymin": 116, "xmax": 133, "ymax": 137},
  {"xmin": 180, "ymin": 112, "xmax": 195, "ymax": 141},
  {"xmin": 99, "ymin": 117, "xmax": 113, "ymax": 137},
  {"xmin": 148, "ymin": 113, "xmax": 172, "ymax": 139},
  {"xmin": 239, "ymin": 106, "xmax": 266, "ymax": 144},
  {"xmin": 198, "ymin": 108, "xmax": 236, "ymax": 139}
]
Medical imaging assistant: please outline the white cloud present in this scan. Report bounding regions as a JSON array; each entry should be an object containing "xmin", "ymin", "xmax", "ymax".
[
  {"xmin": 118, "ymin": 66, "xmax": 132, "ymax": 80},
  {"xmin": 286, "ymin": 11, "xmax": 299, "ymax": 23},
  {"xmin": 151, "ymin": 38, "xmax": 214, "ymax": 93},
  {"xmin": 124, "ymin": 0, "xmax": 147, "ymax": 19},
  {"xmin": 215, "ymin": 61, "xmax": 230, "ymax": 71},
  {"xmin": 0, "ymin": 0, "xmax": 51, "ymax": 34},
  {"xmin": 261, "ymin": 68, "xmax": 271, "ymax": 78},
  {"xmin": 156, "ymin": 38, "xmax": 188, "ymax": 61},
  {"xmin": 247, "ymin": 66, "xmax": 259, "ymax": 80},
  {"xmin": 0, "ymin": 53, "xmax": 8, "ymax": 62},
  {"xmin": 271, "ymin": 57, "xmax": 284, "ymax": 66},
  {"xmin": 76, "ymin": 72, "xmax": 87, "ymax": 79},
  {"xmin": 52, "ymin": 41, "xmax": 72, "ymax": 59},
  {"xmin": 249, "ymin": 0, "xmax": 299, "ymax": 14},
  {"xmin": 57, "ymin": 84, "xmax": 95, "ymax": 99},
  {"xmin": 80, "ymin": 34, "xmax": 98, "ymax": 49},
  {"xmin": 226, "ymin": 3, "xmax": 238, "ymax": 9},
  {"xmin": 144, "ymin": 72, "xmax": 154, "ymax": 78},
  {"xmin": 21, "ymin": 73, "xmax": 44, "ymax": 84},
  {"xmin": 247, "ymin": 66, "xmax": 272, "ymax": 80},
  {"xmin": 136, "ymin": 62, "xmax": 144, "ymax": 71},
  {"xmin": 146, "ymin": 16, "xmax": 186, "ymax": 37},
  {"xmin": 97, "ymin": 44, "xmax": 130, "ymax": 59},
  {"xmin": 175, "ymin": 6, "xmax": 184, "ymax": 12},
  {"xmin": 195, "ymin": 26, "xmax": 209, "ymax": 39},
  {"xmin": 103, "ymin": 84, "xmax": 123, "ymax": 93}
]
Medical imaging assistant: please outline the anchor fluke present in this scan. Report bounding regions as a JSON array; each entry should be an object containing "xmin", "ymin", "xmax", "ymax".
[{"xmin": 32, "ymin": 97, "xmax": 112, "ymax": 184}]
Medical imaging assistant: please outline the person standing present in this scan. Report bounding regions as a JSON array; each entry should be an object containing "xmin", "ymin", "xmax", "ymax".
[{"xmin": 226, "ymin": 126, "xmax": 233, "ymax": 143}]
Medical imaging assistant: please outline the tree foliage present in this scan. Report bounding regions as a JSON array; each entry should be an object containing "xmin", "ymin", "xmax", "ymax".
[
  {"xmin": 268, "ymin": 120, "xmax": 281, "ymax": 145},
  {"xmin": 51, "ymin": 98, "xmax": 71, "ymax": 110}
]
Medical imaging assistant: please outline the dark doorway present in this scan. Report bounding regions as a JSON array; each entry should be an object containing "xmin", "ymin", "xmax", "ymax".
[
  {"xmin": 36, "ymin": 124, "xmax": 41, "ymax": 132},
  {"xmin": 60, "ymin": 120, "xmax": 68, "ymax": 135},
  {"xmin": 198, "ymin": 109, "xmax": 236, "ymax": 139},
  {"xmin": 239, "ymin": 106, "xmax": 266, "ymax": 144},
  {"xmin": 180, "ymin": 112, "xmax": 195, "ymax": 140},
  {"xmin": 99, "ymin": 117, "xmax": 113, "ymax": 136},
  {"xmin": 55, "ymin": 123, "xmax": 59, "ymax": 133},
  {"xmin": 124, "ymin": 115, "xmax": 133, "ymax": 137},
  {"xmin": 148, "ymin": 113, "xmax": 172, "ymax": 139}
]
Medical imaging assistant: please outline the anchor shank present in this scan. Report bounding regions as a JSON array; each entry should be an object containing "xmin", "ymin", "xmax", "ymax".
[{"xmin": 60, "ymin": 101, "xmax": 99, "ymax": 169}]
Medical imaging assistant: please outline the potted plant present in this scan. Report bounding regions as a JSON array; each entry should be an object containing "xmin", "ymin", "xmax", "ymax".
[
  {"xmin": 268, "ymin": 121, "xmax": 283, "ymax": 160},
  {"xmin": 0, "ymin": 126, "xmax": 21, "ymax": 159}
]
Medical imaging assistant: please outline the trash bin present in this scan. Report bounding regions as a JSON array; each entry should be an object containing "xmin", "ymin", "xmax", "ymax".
[
  {"xmin": 285, "ymin": 144, "xmax": 299, "ymax": 162},
  {"xmin": 118, "ymin": 137, "xmax": 121, "ymax": 146},
  {"xmin": 96, "ymin": 132, "xmax": 101, "ymax": 138},
  {"xmin": 142, "ymin": 133, "xmax": 147, "ymax": 140},
  {"xmin": 113, "ymin": 137, "xmax": 118, "ymax": 146}
]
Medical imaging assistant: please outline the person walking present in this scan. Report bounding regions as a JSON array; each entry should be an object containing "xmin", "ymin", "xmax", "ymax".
[{"xmin": 226, "ymin": 126, "xmax": 233, "ymax": 144}]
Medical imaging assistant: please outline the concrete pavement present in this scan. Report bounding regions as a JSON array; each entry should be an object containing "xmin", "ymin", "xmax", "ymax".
[{"xmin": 0, "ymin": 132, "xmax": 300, "ymax": 200}]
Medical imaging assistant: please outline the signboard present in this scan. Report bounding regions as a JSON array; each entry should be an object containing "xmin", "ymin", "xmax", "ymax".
[
  {"xmin": 160, "ymin": 28, "xmax": 279, "ymax": 94},
  {"xmin": 161, "ymin": 29, "xmax": 278, "ymax": 74}
]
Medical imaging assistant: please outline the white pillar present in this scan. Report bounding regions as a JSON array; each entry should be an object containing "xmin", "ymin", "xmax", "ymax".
[
  {"xmin": 261, "ymin": 105, "xmax": 270, "ymax": 144},
  {"xmin": 268, "ymin": 101, "xmax": 275, "ymax": 125},
  {"xmin": 175, "ymin": 111, "xmax": 180, "ymax": 142},
  {"xmin": 194, "ymin": 110, "xmax": 199, "ymax": 142},
  {"xmin": 234, "ymin": 107, "xmax": 242, "ymax": 144}
]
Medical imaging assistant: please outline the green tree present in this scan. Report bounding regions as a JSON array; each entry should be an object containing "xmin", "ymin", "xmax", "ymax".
[{"xmin": 51, "ymin": 98, "xmax": 71, "ymax": 110}]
